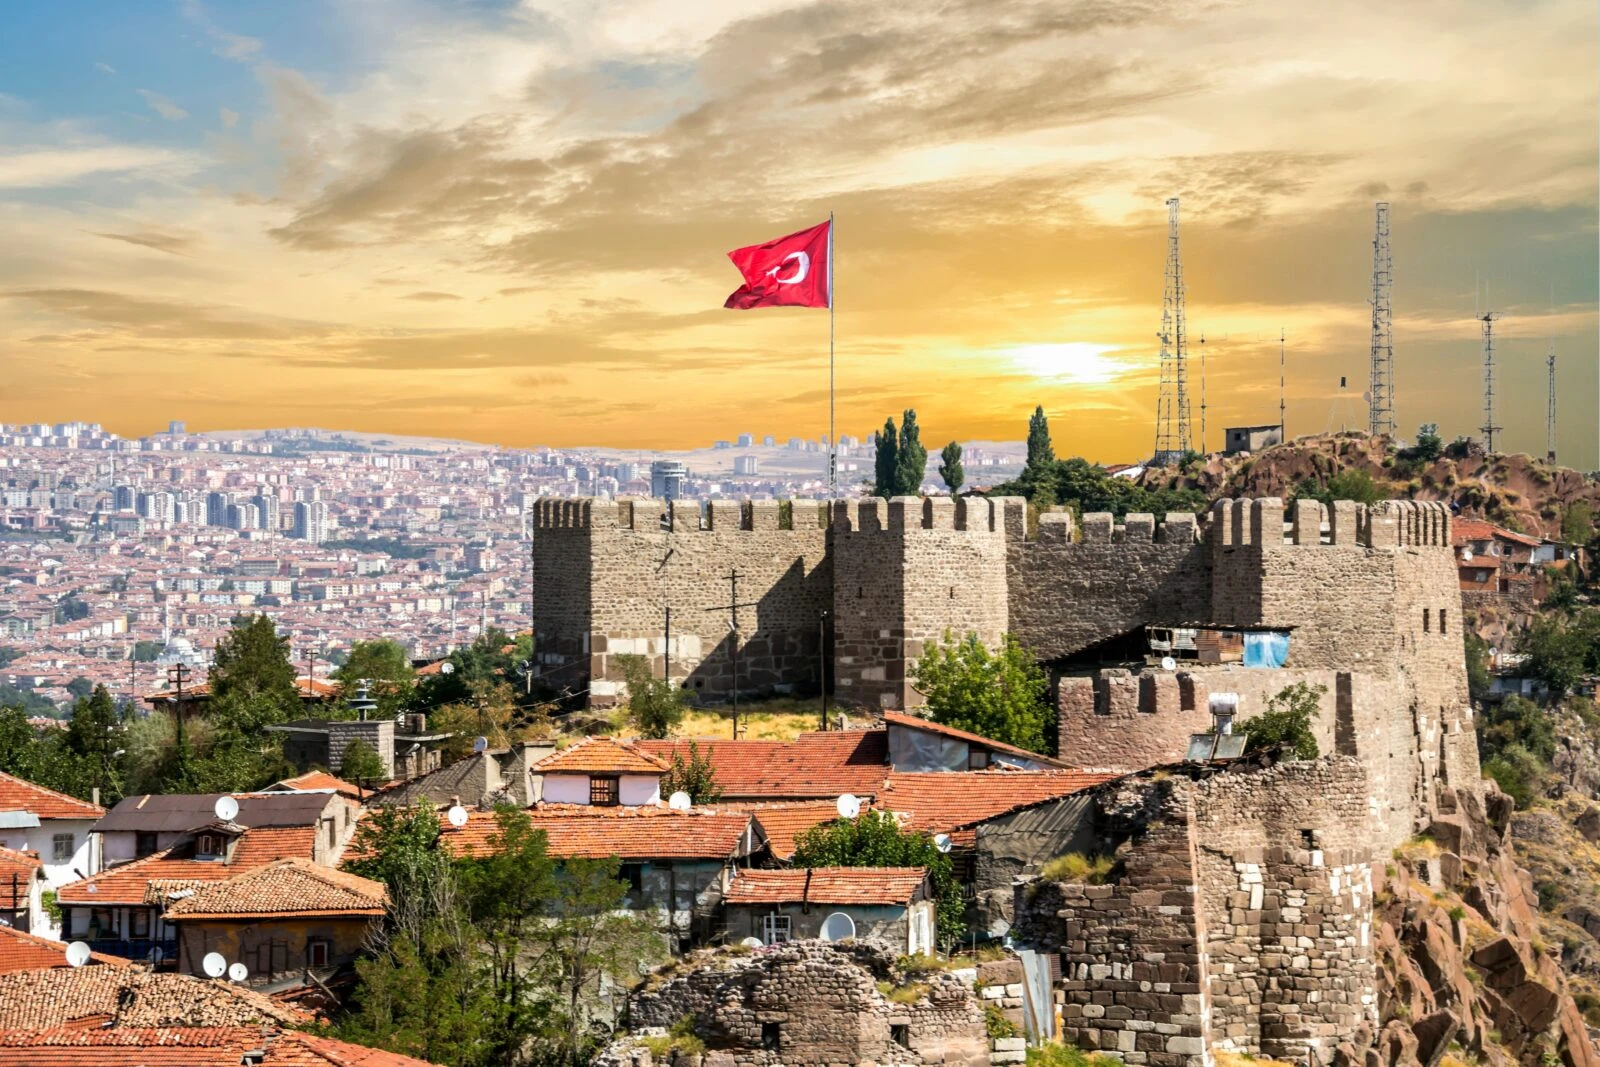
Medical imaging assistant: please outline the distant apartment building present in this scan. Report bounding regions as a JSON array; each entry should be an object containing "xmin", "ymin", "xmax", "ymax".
[
  {"xmin": 293, "ymin": 500, "xmax": 330, "ymax": 543},
  {"xmin": 650, "ymin": 461, "xmax": 689, "ymax": 501},
  {"xmin": 167, "ymin": 420, "xmax": 186, "ymax": 435},
  {"xmin": 762, "ymin": 435, "xmax": 775, "ymax": 447},
  {"xmin": 112, "ymin": 485, "xmax": 136, "ymax": 512},
  {"xmin": 736, "ymin": 433, "xmax": 753, "ymax": 447},
  {"xmin": 733, "ymin": 455, "xmax": 760, "ymax": 476},
  {"xmin": 205, "ymin": 491, "xmax": 230, "ymax": 527},
  {"xmin": 252, "ymin": 492, "xmax": 280, "ymax": 532}
]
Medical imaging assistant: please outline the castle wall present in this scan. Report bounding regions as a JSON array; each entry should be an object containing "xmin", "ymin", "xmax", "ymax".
[{"xmin": 1009, "ymin": 511, "xmax": 1209, "ymax": 662}]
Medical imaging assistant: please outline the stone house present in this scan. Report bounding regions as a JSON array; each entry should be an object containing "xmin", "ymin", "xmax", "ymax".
[
  {"xmin": 0, "ymin": 770, "xmax": 104, "ymax": 935},
  {"xmin": 162, "ymin": 857, "xmax": 387, "ymax": 992},
  {"xmin": 266, "ymin": 712, "xmax": 451, "ymax": 782},
  {"xmin": 92, "ymin": 791, "xmax": 357, "ymax": 870},
  {"xmin": 722, "ymin": 866, "xmax": 936, "ymax": 954}
]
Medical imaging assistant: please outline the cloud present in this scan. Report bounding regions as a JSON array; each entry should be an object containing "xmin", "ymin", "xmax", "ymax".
[
  {"xmin": 87, "ymin": 230, "xmax": 195, "ymax": 256},
  {"xmin": 1, "ymin": 289, "xmax": 309, "ymax": 340},
  {"xmin": 402, "ymin": 291, "xmax": 462, "ymax": 301},
  {"xmin": 0, "ymin": 146, "xmax": 185, "ymax": 188},
  {"xmin": 219, "ymin": 107, "xmax": 239, "ymax": 128},
  {"xmin": 180, "ymin": 0, "xmax": 263, "ymax": 61},
  {"xmin": 94, "ymin": 62, "xmax": 116, "ymax": 75},
  {"xmin": 136, "ymin": 89, "xmax": 188, "ymax": 121}
]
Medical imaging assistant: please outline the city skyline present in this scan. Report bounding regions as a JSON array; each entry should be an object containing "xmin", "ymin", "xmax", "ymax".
[{"xmin": 0, "ymin": 1, "xmax": 1595, "ymax": 464}]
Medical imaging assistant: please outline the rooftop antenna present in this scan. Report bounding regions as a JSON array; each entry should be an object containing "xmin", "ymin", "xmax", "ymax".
[
  {"xmin": 1153, "ymin": 198, "xmax": 1190, "ymax": 464},
  {"xmin": 1198, "ymin": 331, "xmax": 1208, "ymax": 454},
  {"xmin": 1367, "ymin": 202, "xmax": 1395, "ymax": 438},
  {"xmin": 1279, "ymin": 328, "xmax": 1287, "ymax": 442},
  {"xmin": 1545, "ymin": 281, "xmax": 1556, "ymax": 464},
  {"xmin": 1478, "ymin": 308, "xmax": 1502, "ymax": 453}
]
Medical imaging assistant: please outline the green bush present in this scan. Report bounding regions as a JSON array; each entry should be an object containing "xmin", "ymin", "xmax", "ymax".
[
  {"xmin": 985, "ymin": 1004, "xmax": 1019, "ymax": 1039},
  {"xmin": 1237, "ymin": 682, "xmax": 1325, "ymax": 759},
  {"xmin": 1040, "ymin": 852, "xmax": 1116, "ymax": 884},
  {"xmin": 1482, "ymin": 744, "xmax": 1542, "ymax": 808}
]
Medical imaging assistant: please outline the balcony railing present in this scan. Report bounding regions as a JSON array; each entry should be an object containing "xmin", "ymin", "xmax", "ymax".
[{"xmin": 85, "ymin": 938, "xmax": 177, "ymax": 965}]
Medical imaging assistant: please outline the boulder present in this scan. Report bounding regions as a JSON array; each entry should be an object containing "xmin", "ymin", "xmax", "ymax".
[{"xmin": 1410, "ymin": 1010, "xmax": 1459, "ymax": 1067}]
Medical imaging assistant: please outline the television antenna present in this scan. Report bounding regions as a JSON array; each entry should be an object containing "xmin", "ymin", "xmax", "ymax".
[
  {"xmin": 446, "ymin": 805, "xmax": 469, "ymax": 828},
  {"xmin": 202, "ymin": 952, "xmax": 227, "ymax": 979},
  {"xmin": 213, "ymin": 796, "xmax": 239, "ymax": 823},
  {"xmin": 64, "ymin": 942, "xmax": 90, "ymax": 968},
  {"xmin": 835, "ymin": 793, "xmax": 861, "ymax": 819},
  {"xmin": 703, "ymin": 567, "xmax": 759, "ymax": 738}
]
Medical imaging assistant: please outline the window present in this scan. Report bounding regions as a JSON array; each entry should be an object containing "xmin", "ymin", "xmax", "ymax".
[
  {"xmin": 968, "ymin": 749, "xmax": 989, "ymax": 770},
  {"xmin": 1440, "ymin": 610, "xmax": 1447, "ymax": 635},
  {"xmin": 52, "ymin": 833, "xmax": 74, "ymax": 862},
  {"xmin": 89, "ymin": 908, "xmax": 114, "ymax": 936},
  {"xmin": 762, "ymin": 1023, "xmax": 781, "ymax": 1051},
  {"xmin": 135, "ymin": 832, "xmax": 158, "ymax": 858},
  {"xmin": 762, "ymin": 913, "xmax": 792, "ymax": 944},
  {"xmin": 891, "ymin": 1025, "xmax": 911, "ymax": 1048},
  {"xmin": 128, "ymin": 909, "xmax": 150, "ymax": 938},
  {"xmin": 620, "ymin": 863, "xmax": 645, "ymax": 894},
  {"xmin": 307, "ymin": 939, "xmax": 331, "ymax": 968},
  {"xmin": 589, "ymin": 776, "xmax": 620, "ymax": 806},
  {"xmin": 1423, "ymin": 609, "xmax": 1430, "ymax": 633},
  {"xmin": 196, "ymin": 833, "xmax": 222, "ymax": 857},
  {"xmin": 1299, "ymin": 829, "xmax": 1316, "ymax": 849}
]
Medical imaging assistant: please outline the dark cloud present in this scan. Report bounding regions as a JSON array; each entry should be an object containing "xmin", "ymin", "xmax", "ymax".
[{"xmin": 401, "ymin": 290, "xmax": 462, "ymax": 301}]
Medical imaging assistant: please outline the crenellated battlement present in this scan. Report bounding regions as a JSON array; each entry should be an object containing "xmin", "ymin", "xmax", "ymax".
[
  {"xmin": 531, "ymin": 497, "xmax": 829, "ymax": 533},
  {"xmin": 828, "ymin": 495, "xmax": 1026, "ymax": 536},
  {"xmin": 1207, "ymin": 497, "xmax": 1452, "ymax": 549},
  {"xmin": 1034, "ymin": 509, "xmax": 1202, "ymax": 545}
]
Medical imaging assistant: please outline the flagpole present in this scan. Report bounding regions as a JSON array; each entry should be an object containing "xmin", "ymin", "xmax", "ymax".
[{"xmin": 828, "ymin": 211, "xmax": 836, "ymax": 498}]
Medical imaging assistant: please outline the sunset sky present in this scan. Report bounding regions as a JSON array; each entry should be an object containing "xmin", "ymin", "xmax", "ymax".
[{"xmin": 0, "ymin": 0, "xmax": 1595, "ymax": 463}]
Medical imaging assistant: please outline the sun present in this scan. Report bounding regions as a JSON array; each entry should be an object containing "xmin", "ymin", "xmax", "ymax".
[{"xmin": 1006, "ymin": 343, "xmax": 1128, "ymax": 386}]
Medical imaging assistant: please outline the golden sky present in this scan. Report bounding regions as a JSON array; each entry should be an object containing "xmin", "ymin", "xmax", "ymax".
[{"xmin": 0, "ymin": 0, "xmax": 1595, "ymax": 464}]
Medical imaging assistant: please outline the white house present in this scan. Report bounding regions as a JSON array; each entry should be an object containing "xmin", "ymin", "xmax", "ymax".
[
  {"xmin": 0, "ymin": 771, "xmax": 104, "ymax": 936},
  {"xmin": 531, "ymin": 737, "xmax": 666, "ymax": 807}
]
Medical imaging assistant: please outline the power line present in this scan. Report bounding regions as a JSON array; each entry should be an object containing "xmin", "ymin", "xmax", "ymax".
[
  {"xmin": 1153, "ymin": 198, "xmax": 1190, "ymax": 464},
  {"xmin": 1367, "ymin": 202, "xmax": 1394, "ymax": 437}
]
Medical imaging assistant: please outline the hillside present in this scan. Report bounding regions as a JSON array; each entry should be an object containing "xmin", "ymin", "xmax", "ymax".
[{"xmin": 1139, "ymin": 431, "xmax": 1598, "ymax": 540}]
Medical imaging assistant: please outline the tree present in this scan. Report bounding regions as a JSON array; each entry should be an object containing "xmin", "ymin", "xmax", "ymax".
[
  {"xmin": 130, "ymin": 641, "xmax": 162, "ymax": 663},
  {"xmin": 65, "ymin": 677, "xmax": 93, "ymax": 700},
  {"xmin": 792, "ymin": 810, "xmax": 964, "ymax": 943},
  {"xmin": 413, "ymin": 628, "xmax": 515, "ymax": 710},
  {"xmin": 938, "ymin": 441, "xmax": 964, "ymax": 495},
  {"xmin": 0, "ymin": 647, "xmax": 20, "ymax": 668},
  {"xmin": 341, "ymin": 739, "xmax": 387, "ymax": 785},
  {"xmin": 1024, "ymin": 406, "xmax": 1055, "ymax": 475},
  {"xmin": 660, "ymin": 740, "xmax": 721, "ymax": 803},
  {"xmin": 617, "ymin": 654, "xmax": 684, "ymax": 740},
  {"xmin": 1413, "ymin": 423, "xmax": 1443, "ymax": 462},
  {"xmin": 337, "ymin": 639, "xmax": 416, "ymax": 720},
  {"xmin": 1519, "ymin": 614, "xmax": 1587, "ymax": 696},
  {"xmin": 911, "ymin": 632, "xmax": 1051, "ymax": 754},
  {"xmin": 895, "ymin": 409, "xmax": 927, "ymax": 496},
  {"xmin": 1237, "ymin": 681, "xmax": 1324, "ymax": 759},
  {"xmin": 1562, "ymin": 501, "xmax": 1594, "ymax": 547},
  {"xmin": 0, "ymin": 706, "xmax": 46, "ymax": 783},
  {"xmin": 64, "ymin": 685, "xmax": 122, "ymax": 803},
  {"xmin": 209, "ymin": 614, "xmax": 298, "ymax": 715},
  {"xmin": 1464, "ymin": 632, "xmax": 1492, "ymax": 703},
  {"xmin": 873, "ymin": 417, "xmax": 899, "ymax": 500}
]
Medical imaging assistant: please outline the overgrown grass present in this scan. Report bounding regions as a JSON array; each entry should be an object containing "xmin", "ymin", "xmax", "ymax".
[
  {"xmin": 985, "ymin": 1004, "xmax": 1019, "ymax": 1040},
  {"xmin": 673, "ymin": 700, "xmax": 825, "ymax": 740},
  {"xmin": 876, "ymin": 979, "xmax": 930, "ymax": 1004},
  {"xmin": 1040, "ymin": 852, "xmax": 1117, "ymax": 884},
  {"xmin": 1393, "ymin": 834, "xmax": 1439, "ymax": 863},
  {"xmin": 1026, "ymin": 1044, "xmax": 1122, "ymax": 1067},
  {"xmin": 638, "ymin": 1016, "xmax": 706, "ymax": 1059}
]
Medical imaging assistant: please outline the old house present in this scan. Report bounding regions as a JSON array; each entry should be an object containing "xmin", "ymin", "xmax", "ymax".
[
  {"xmin": 0, "ymin": 771, "xmax": 104, "ymax": 934},
  {"xmin": 722, "ymin": 866, "xmax": 936, "ymax": 954},
  {"xmin": 533, "ymin": 736, "xmax": 667, "ymax": 806},
  {"xmin": 0, "ymin": 847, "xmax": 42, "ymax": 933},
  {"xmin": 0, "ymin": 923, "xmax": 130, "ymax": 974},
  {"xmin": 374, "ymin": 740, "xmax": 555, "ymax": 809},
  {"xmin": 93, "ymin": 791, "xmax": 357, "ymax": 869},
  {"xmin": 266, "ymin": 711, "xmax": 452, "ymax": 782},
  {"xmin": 162, "ymin": 857, "xmax": 387, "ymax": 991}
]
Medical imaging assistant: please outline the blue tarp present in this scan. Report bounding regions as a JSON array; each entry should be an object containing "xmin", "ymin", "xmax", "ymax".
[{"xmin": 1243, "ymin": 631, "xmax": 1290, "ymax": 668}]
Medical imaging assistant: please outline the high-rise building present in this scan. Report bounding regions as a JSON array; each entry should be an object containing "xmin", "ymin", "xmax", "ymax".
[
  {"xmin": 168, "ymin": 420, "xmax": 186, "ymax": 435},
  {"xmin": 733, "ymin": 455, "xmax": 760, "ymax": 476},
  {"xmin": 113, "ymin": 485, "xmax": 136, "ymax": 512},
  {"xmin": 650, "ymin": 461, "xmax": 689, "ymax": 501},
  {"xmin": 206, "ymin": 491, "xmax": 230, "ymax": 527},
  {"xmin": 138, "ymin": 491, "xmax": 176, "ymax": 524},
  {"xmin": 252, "ymin": 493, "xmax": 280, "ymax": 532},
  {"xmin": 293, "ymin": 500, "xmax": 329, "ymax": 543},
  {"xmin": 736, "ymin": 433, "xmax": 754, "ymax": 447},
  {"xmin": 226, "ymin": 502, "xmax": 259, "ymax": 530},
  {"xmin": 762, "ymin": 435, "xmax": 775, "ymax": 447}
]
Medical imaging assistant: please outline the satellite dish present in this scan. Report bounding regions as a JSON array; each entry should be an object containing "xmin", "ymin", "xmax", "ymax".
[
  {"xmin": 740, "ymin": 936, "xmax": 764, "ymax": 949},
  {"xmin": 1462, "ymin": 548, "xmax": 1474, "ymax": 561},
  {"xmin": 668, "ymin": 791, "xmax": 692, "ymax": 811},
  {"xmin": 820, "ymin": 911, "xmax": 857, "ymax": 942},
  {"xmin": 64, "ymin": 941, "xmax": 90, "ymax": 968},
  {"xmin": 213, "ymin": 796, "xmax": 239, "ymax": 822},
  {"xmin": 228, "ymin": 962, "xmax": 248, "ymax": 983},
  {"xmin": 446, "ymin": 805, "xmax": 469, "ymax": 828},
  {"xmin": 1160, "ymin": 656, "xmax": 1177, "ymax": 671},
  {"xmin": 473, "ymin": 736, "xmax": 489, "ymax": 754},
  {"xmin": 202, "ymin": 951, "xmax": 226, "ymax": 978},
  {"xmin": 440, "ymin": 662, "xmax": 455, "ymax": 674},
  {"xmin": 836, "ymin": 794, "xmax": 861, "ymax": 819},
  {"xmin": 933, "ymin": 833, "xmax": 952, "ymax": 854}
]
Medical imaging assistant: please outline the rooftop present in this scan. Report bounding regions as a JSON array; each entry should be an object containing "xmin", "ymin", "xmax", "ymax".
[
  {"xmin": 0, "ymin": 968, "xmax": 304, "ymax": 1029},
  {"xmin": 163, "ymin": 857, "xmax": 387, "ymax": 920},
  {"xmin": 881, "ymin": 710, "xmax": 1070, "ymax": 767},
  {"xmin": 0, "ymin": 1027, "xmax": 444, "ymax": 1066},
  {"xmin": 880, "ymin": 769, "xmax": 1114, "ymax": 846},
  {"xmin": 742, "ymin": 801, "xmax": 847, "ymax": 860},
  {"xmin": 532, "ymin": 736, "xmax": 668, "ymax": 776},
  {"xmin": 0, "ymin": 770, "xmax": 104, "ymax": 821},
  {"xmin": 408, "ymin": 806, "xmax": 755, "ymax": 863},
  {"xmin": 0, "ymin": 924, "xmax": 131, "ymax": 975},
  {"xmin": 58, "ymin": 826, "xmax": 318, "ymax": 906},
  {"xmin": 635, "ymin": 730, "xmax": 891, "ymax": 799},
  {"xmin": 724, "ymin": 866, "xmax": 928, "ymax": 906},
  {"xmin": 95, "ymin": 791, "xmax": 335, "ymax": 834}
]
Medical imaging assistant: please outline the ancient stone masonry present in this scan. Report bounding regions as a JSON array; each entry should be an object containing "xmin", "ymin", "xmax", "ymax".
[
  {"xmin": 1013, "ymin": 758, "xmax": 1379, "ymax": 1067},
  {"xmin": 595, "ymin": 939, "xmax": 990, "ymax": 1067}
]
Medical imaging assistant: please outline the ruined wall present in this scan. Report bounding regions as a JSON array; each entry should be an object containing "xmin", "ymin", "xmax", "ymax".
[
  {"xmin": 619, "ymin": 940, "xmax": 989, "ymax": 1067},
  {"xmin": 971, "ymin": 792, "xmax": 1098, "ymax": 936},
  {"xmin": 531, "ymin": 499, "xmax": 830, "ymax": 706},
  {"xmin": 1009, "ymin": 510, "xmax": 1210, "ymax": 662},
  {"xmin": 831, "ymin": 496, "xmax": 1011, "ymax": 710}
]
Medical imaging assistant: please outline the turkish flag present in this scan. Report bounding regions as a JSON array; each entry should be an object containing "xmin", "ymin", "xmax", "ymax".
[{"xmin": 723, "ymin": 220, "xmax": 831, "ymax": 309}]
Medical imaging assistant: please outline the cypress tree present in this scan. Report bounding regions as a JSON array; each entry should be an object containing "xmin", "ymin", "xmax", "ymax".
[
  {"xmin": 895, "ymin": 409, "xmax": 927, "ymax": 496},
  {"xmin": 874, "ymin": 417, "xmax": 899, "ymax": 500},
  {"xmin": 1025, "ymin": 405, "xmax": 1055, "ymax": 475},
  {"xmin": 938, "ymin": 441, "xmax": 965, "ymax": 495}
]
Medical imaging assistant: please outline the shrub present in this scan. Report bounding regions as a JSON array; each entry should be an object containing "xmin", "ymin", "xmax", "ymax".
[
  {"xmin": 1482, "ymin": 744, "xmax": 1542, "ymax": 808},
  {"xmin": 985, "ymin": 1004, "xmax": 1020, "ymax": 1039},
  {"xmin": 1238, "ymin": 682, "xmax": 1324, "ymax": 759},
  {"xmin": 1040, "ymin": 852, "xmax": 1117, "ymax": 884},
  {"xmin": 1027, "ymin": 1044, "xmax": 1115, "ymax": 1067}
]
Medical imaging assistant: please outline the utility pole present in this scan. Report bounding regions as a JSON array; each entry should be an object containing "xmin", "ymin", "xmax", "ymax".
[
  {"xmin": 1153, "ymin": 198, "xmax": 1190, "ymax": 464},
  {"xmin": 1367, "ymin": 202, "xmax": 1395, "ymax": 437},
  {"xmin": 1546, "ymin": 341, "xmax": 1557, "ymax": 464},
  {"xmin": 704, "ymin": 568, "xmax": 758, "ymax": 739},
  {"xmin": 818, "ymin": 609, "xmax": 830, "ymax": 732},
  {"xmin": 1478, "ymin": 310, "xmax": 1502, "ymax": 452},
  {"xmin": 1279, "ymin": 328, "xmax": 1287, "ymax": 442},
  {"xmin": 1198, "ymin": 332, "xmax": 1207, "ymax": 455},
  {"xmin": 167, "ymin": 662, "xmax": 191, "ymax": 786}
]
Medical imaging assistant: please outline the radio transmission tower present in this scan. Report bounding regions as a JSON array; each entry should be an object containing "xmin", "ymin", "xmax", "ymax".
[
  {"xmin": 1153, "ymin": 198, "xmax": 1190, "ymax": 464},
  {"xmin": 1546, "ymin": 341, "xmax": 1557, "ymax": 463},
  {"xmin": 1367, "ymin": 202, "xmax": 1394, "ymax": 438},
  {"xmin": 1478, "ymin": 310, "xmax": 1502, "ymax": 452}
]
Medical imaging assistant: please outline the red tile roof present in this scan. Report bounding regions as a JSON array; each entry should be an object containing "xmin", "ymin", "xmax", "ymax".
[
  {"xmin": 271, "ymin": 771, "xmax": 368, "ymax": 800},
  {"xmin": 0, "ymin": 1027, "xmax": 444, "ymax": 1066},
  {"xmin": 636, "ymin": 730, "xmax": 891, "ymax": 799},
  {"xmin": 0, "ymin": 925, "xmax": 131, "ymax": 975},
  {"xmin": 0, "ymin": 969, "xmax": 303, "ymax": 1029},
  {"xmin": 58, "ymin": 826, "xmax": 319, "ymax": 906},
  {"xmin": 164, "ymin": 857, "xmax": 387, "ymax": 920},
  {"xmin": 741, "ymin": 802, "xmax": 846, "ymax": 860},
  {"xmin": 881, "ymin": 711, "xmax": 1070, "ymax": 767},
  {"xmin": 0, "ymin": 771, "xmax": 104, "ymax": 820},
  {"xmin": 533, "ymin": 737, "xmax": 668, "ymax": 775},
  {"xmin": 724, "ymin": 867, "xmax": 928, "ymax": 906},
  {"xmin": 0, "ymin": 845, "xmax": 41, "ymax": 910},
  {"xmin": 879, "ymin": 770, "xmax": 1114, "ymax": 846},
  {"xmin": 1453, "ymin": 518, "xmax": 1541, "ymax": 548},
  {"xmin": 424, "ymin": 806, "xmax": 754, "ymax": 862}
]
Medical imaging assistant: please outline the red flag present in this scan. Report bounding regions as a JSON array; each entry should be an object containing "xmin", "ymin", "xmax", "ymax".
[{"xmin": 723, "ymin": 220, "xmax": 831, "ymax": 309}]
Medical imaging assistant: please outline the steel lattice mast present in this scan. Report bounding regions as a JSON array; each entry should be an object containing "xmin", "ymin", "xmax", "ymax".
[
  {"xmin": 1478, "ymin": 310, "xmax": 1502, "ymax": 452},
  {"xmin": 1367, "ymin": 202, "xmax": 1395, "ymax": 438},
  {"xmin": 1154, "ymin": 198, "xmax": 1190, "ymax": 463},
  {"xmin": 1546, "ymin": 341, "xmax": 1557, "ymax": 463}
]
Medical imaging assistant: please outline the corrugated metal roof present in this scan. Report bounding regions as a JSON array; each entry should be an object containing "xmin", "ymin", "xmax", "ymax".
[{"xmin": 94, "ymin": 792, "xmax": 332, "ymax": 834}]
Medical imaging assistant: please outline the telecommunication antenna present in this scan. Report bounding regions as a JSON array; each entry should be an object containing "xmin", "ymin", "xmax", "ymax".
[
  {"xmin": 1153, "ymin": 198, "xmax": 1190, "ymax": 464},
  {"xmin": 1478, "ymin": 310, "xmax": 1502, "ymax": 452},
  {"xmin": 1546, "ymin": 341, "xmax": 1557, "ymax": 464},
  {"xmin": 1367, "ymin": 202, "xmax": 1395, "ymax": 437},
  {"xmin": 1279, "ymin": 328, "xmax": 1287, "ymax": 442},
  {"xmin": 1197, "ymin": 332, "xmax": 1208, "ymax": 454}
]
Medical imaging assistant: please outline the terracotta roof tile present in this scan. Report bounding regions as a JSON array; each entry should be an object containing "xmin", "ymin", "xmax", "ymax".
[
  {"xmin": 0, "ymin": 845, "xmax": 41, "ymax": 910},
  {"xmin": 425, "ymin": 807, "xmax": 753, "ymax": 862},
  {"xmin": 0, "ymin": 771, "xmax": 104, "ymax": 820},
  {"xmin": 271, "ymin": 771, "xmax": 368, "ymax": 800},
  {"xmin": 0, "ymin": 968, "xmax": 304, "ymax": 1029},
  {"xmin": 58, "ymin": 826, "xmax": 319, "ymax": 906},
  {"xmin": 532, "ymin": 737, "xmax": 668, "ymax": 775},
  {"xmin": 740, "ymin": 802, "xmax": 846, "ymax": 860},
  {"xmin": 636, "ymin": 730, "xmax": 890, "ymax": 799},
  {"xmin": 1453, "ymin": 518, "xmax": 1541, "ymax": 548},
  {"xmin": 724, "ymin": 867, "xmax": 928, "ymax": 906},
  {"xmin": 880, "ymin": 769, "xmax": 1114, "ymax": 846},
  {"xmin": 881, "ymin": 711, "xmax": 1070, "ymax": 767},
  {"xmin": 0, "ymin": 1027, "xmax": 445, "ymax": 1067},
  {"xmin": 165, "ymin": 857, "xmax": 387, "ymax": 920},
  {"xmin": 0, "ymin": 924, "xmax": 131, "ymax": 975}
]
